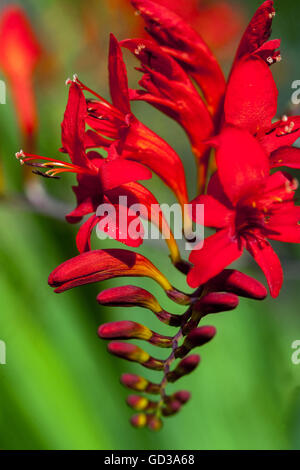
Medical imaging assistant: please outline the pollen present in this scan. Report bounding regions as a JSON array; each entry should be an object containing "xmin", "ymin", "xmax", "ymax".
[
  {"xmin": 284, "ymin": 121, "xmax": 295, "ymax": 134},
  {"xmin": 134, "ymin": 44, "xmax": 146, "ymax": 55}
]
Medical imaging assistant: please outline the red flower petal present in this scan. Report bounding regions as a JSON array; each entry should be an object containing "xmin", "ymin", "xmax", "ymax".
[
  {"xmin": 190, "ymin": 194, "xmax": 233, "ymax": 228},
  {"xmin": 214, "ymin": 126, "xmax": 269, "ymax": 204},
  {"xmin": 188, "ymin": 229, "xmax": 243, "ymax": 288},
  {"xmin": 225, "ymin": 56, "xmax": 278, "ymax": 134},
  {"xmin": 121, "ymin": 38, "xmax": 213, "ymax": 157},
  {"xmin": 259, "ymin": 116, "xmax": 300, "ymax": 154},
  {"xmin": 232, "ymin": 0, "xmax": 275, "ymax": 67},
  {"xmin": 120, "ymin": 117, "xmax": 188, "ymax": 207},
  {"xmin": 76, "ymin": 214, "xmax": 99, "ymax": 253},
  {"xmin": 267, "ymin": 203, "xmax": 300, "ymax": 244},
  {"xmin": 61, "ymin": 83, "xmax": 89, "ymax": 167},
  {"xmin": 245, "ymin": 237, "xmax": 283, "ymax": 298},
  {"xmin": 109, "ymin": 34, "xmax": 131, "ymax": 115},
  {"xmin": 99, "ymin": 159, "xmax": 152, "ymax": 192},
  {"xmin": 270, "ymin": 147, "xmax": 300, "ymax": 169}
]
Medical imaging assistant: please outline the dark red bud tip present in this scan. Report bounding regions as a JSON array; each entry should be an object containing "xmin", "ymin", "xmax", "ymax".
[
  {"xmin": 179, "ymin": 354, "xmax": 201, "ymax": 373},
  {"xmin": 162, "ymin": 400, "xmax": 182, "ymax": 417},
  {"xmin": 130, "ymin": 413, "xmax": 147, "ymax": 429},
  {"xmin": 97, "ymin": 285, "xmax": 161, "ymax": 312},
  {"xmin": 120, "ymin": 373, "xmax": 149, "ymax": 392},
  {"xmin": 127, "ymin": 395, "xmax": 149, "ymax": 411},
  {"xmin": 197, "ymin": 292, "xmax": 239, "ymax": 315},
  {"xmin": 173, "ymin": 390, "xmax": 191, "ymax": 404},
  {"xmin": 147, "ymin": 415, "xmax": 163, "ymax": 431},
  {"xmin": 167, "ymin": 354, "xmax": 200, "ymax": 382},
  {"xmin": 208, "ymin": 269, "xmax": 267, "ymax": 300},
  {"xmin": 108, "ymin": 342, "xmax": 150, "ymax": 364},
  {"xmin": 187, "ymin": 326, "xmax": 216, "ymax": 346},
  {"xmin": 98, "ymin": 321, "xmax": 152, "ymax": 341}
]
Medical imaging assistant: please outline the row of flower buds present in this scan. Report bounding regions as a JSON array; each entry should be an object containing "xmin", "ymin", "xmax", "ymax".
[{"xmin": 69, "ymin": 250, "xmax": 267, "ymax": 429}]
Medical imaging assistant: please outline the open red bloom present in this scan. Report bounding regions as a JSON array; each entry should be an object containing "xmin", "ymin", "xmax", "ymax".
[
  {"xmin": 82, "ymin": 34, "xmax": 188, "ymax": 208},
  {"xmin": 221, "ymin": 1, "xmax": 300, "ymax": 170},
  {"xmin": 0, "ymin": 6, "xmax": 41, "ymax": 139},
  {"xmin": 17, "ymin": 82, "xmax": 152, "ymax": 249},
  {"xmin": 188, "ymin": 127, "xmax": 300, "ymax": 298}
]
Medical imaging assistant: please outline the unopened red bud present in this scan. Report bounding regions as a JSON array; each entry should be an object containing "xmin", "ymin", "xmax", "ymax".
[
  {"xmin": 108, "ymin": 342, "xmax": 164, "ymax": 370},
  {"xmin": 121, "ymin": 373, "xmax": 149, "ymax": 391},
  {"xmin": 120, "ymin": 373, "xmax": 161, "ymax": 394},
  {"xmin": 99, "ymin": 321, "xmax": 152, "ymax": 341},
  {"xmin": 162, "ymin": 400, "xmax": 182, "ymax": 417},
  {"xmin": 108, "ymin": 342, "xmax": 150, "ymax": 363},
  {"xmin": 173, "ymin": 390, "xmax": 191, "ymax": 404},
  {"xmin": 167, "ymin": 354, "xmax": 200, "ymax": 382},
  {"xmin": 196, "ymin": 292, "xmax": 239, "ymax": 315},
  {"xmin": 175, "ymin": 326, "xmax": 216, "ymax": 358},
  {"xmin": 98, "ymin": 286, "xmax": 182, "ymax": 326},
  {"xmin": 127, "ymin": 395, "xmax": 149, "ymax": 411},
  {"xmin": 97, "ymin": 286, "xmax": 162, "ymax": 313},
  {"xmin": 207, "ymin": 270, "xmax": 267, "ymax": 300},
  {"xmin": 131, "ymin": 413, "xmax": 147, "ymax": 428},
  {"xmin": 147, "ymin": 415, "xmax": 163, "ymax": 431}
]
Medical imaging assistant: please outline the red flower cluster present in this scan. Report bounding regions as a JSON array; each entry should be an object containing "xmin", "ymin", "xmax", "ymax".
[{"xmin": 17, "ymin": 0, "xmax": 300, "ymax": 430}]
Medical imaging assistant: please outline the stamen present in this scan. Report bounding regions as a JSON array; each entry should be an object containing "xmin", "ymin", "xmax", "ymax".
[
  {"xmin": 281, "ymin": 115, "xmax": 288, "ymax": 122},
  {"xmin": 267, "ymin": 57, "xmax": 274, "ymax": 64},
  {"xmin": 134, "ymin": 44, "xmax": 146, "ymax": 55}
]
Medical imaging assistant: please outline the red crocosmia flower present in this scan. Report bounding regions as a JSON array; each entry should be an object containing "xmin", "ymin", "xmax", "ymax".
[
  {"xmin": 120, "ymin": 38, "xmax": 214, "ymax": 184},
  {"xmin": 0, "ymin": 6, "xmax": 41, "ymax": 139},
  {"xmin": 222, "ymin": 1, "xmax": 300, "ymax": 171},
  {"xmin": 81, "ymin": 34, "xmax": 189, "ymax": 209},
  {"xmin": 130, "ymin": 0, "xmax": 226, "ymax": 120},
  {"xmin": 188, "ymin": 127, "xmax": 300, "ymax": 298},
  {"xmin": 17, "ymin": 82, "xmax": 152, "ymax": 248}
]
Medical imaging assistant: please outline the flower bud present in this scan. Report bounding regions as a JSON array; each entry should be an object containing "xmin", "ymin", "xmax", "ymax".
[
  {"xmin": 167, "ymin": 354, "xmax": 200, "ymax": 382},
  {"xmin": 99, "ymin": 321, "xmax": 152, "ymax": 341},
  {"xmin": 130, "ymin": 413, "xmax": 147, "ymax": 428},
  {"xmin": 108, "ymin": 342, "xmax": 164, "ymax": 370},
  {"xmin": 127, "ymin": 395, "xmax": 149, "ymax": 411},
  {"xmin": 97, "ymin": 285, "xmax": 162, "ymax": 313},
  {"xmin": 147, "ymin": 415, "xmax": 163, "ymax": 431},
  {"xmin": 175, "ymin": 326, "xmax": 216, "ymax": 358},
  {"xmin": 196, "ymin": 292, "xmax": 239, "ymax": 315},
  {"xmin": 121, "ymin": 374, "xmax": 161, "ymax": 394},
  {"xmin": 207, "ymin": 269, "xmax": 267, "ymax": 300},
  {"xmin": 97, "ymin": 286, "xmax": 182, "ymax": 326}
]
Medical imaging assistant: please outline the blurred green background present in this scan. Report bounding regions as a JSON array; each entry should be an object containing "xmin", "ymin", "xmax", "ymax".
[{"xmin": 0, "ymin": 0, "xmax": 300, "ymax": 450}]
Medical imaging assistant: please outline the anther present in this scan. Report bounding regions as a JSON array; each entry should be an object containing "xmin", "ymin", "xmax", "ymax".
[
  {"xmin": 281, "ymin": 115, "xmax": 288, "ymax": 122},
  {"xmin": 266, "ymin": 57, "xmax": 273, "ymax": 64},
  {"xmin": 15, "ymin": 150, "xmax": 25, "ymax": 159}
]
